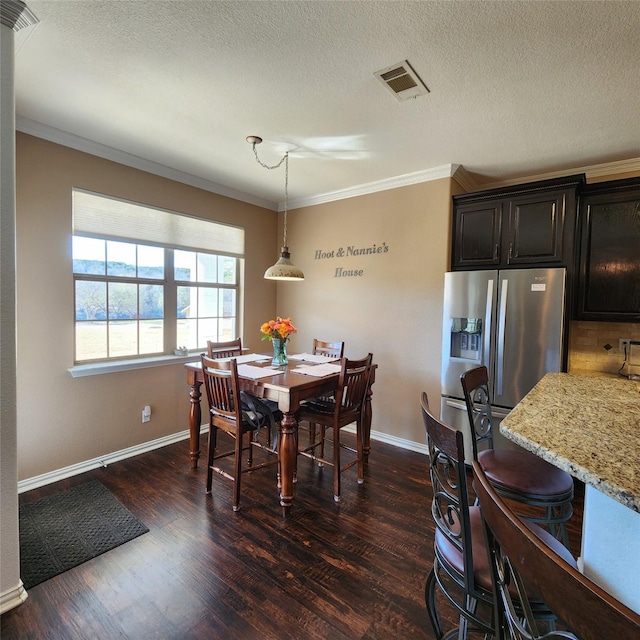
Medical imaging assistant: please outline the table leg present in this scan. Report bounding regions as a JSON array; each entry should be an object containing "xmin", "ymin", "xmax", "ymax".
[
  {"xmin": 362, "ymin": 383, "xmax": 374, "ymax": 462},
  {"xmin": 278, "ymin": 411, "xmax": 298, "ymax": 516},
  {"xmin": 188, "ymin": 379, "xmax": 202, "ymax": 469}
]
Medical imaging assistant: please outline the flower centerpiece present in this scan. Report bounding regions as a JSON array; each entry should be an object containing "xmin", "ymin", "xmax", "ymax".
[{"xmin": 260, "ymin": 317, "xmax": 297, "ymax": 365}]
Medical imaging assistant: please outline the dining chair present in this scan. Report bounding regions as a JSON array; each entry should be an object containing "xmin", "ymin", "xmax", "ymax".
[
  {"xmin": 460, "ymin": 366, "xmax": 574, "ymax": 546},
  {"xmin": 304, "ymin": 339, "xmax": 346, "ymax": 444},
  {"xmin": 297, "ymin": 353, "xmax": 372, "ymax": 502},
  {"xmin": 206, "ymin": 338, "xmax": 243, "ymax": 359},
  {"xmin": 312, "ymin": 339, "xmax": 344, "ymax": 359},
  {"xmin": 207, "ymin": 337, "xmax": 282, "ymax": 449},
  {"xmin": 200, "ymin": 354, "xmax": 279, "ymax": 511},
  {"xmin": 472, "ymin": 460, "xmax": 640, "ymax": 640}
]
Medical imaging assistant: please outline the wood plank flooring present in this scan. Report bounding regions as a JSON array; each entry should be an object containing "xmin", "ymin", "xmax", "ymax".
[{"xmin": 1, "ymin": 433, "xmax": 583, "ymax": 640}]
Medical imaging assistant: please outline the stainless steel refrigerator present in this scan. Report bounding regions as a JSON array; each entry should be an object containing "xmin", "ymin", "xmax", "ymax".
[{"xmin": 440, "ymin": 267, "xmax": 566, "ymax": 462}]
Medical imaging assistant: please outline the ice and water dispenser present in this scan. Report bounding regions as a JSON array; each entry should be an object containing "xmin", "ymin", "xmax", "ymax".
[{"xmin": 450, "ymin": 317, "xmax": 482, "ymax": 360}]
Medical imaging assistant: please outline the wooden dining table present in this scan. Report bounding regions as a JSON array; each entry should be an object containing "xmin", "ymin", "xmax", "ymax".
[{"xmin": 185, "ymin": 356, "xmax": 376, "ymax": 515}]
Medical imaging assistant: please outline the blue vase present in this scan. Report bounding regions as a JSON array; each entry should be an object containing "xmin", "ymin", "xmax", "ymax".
[{"xmin": 271, "ymin": 338, "xmax": 288, "ymax": 366}]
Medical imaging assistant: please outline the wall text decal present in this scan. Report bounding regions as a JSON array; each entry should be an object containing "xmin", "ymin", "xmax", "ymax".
[{"xmin": 314, "ymin": 242, "xmax": 389, "ymax": 278}]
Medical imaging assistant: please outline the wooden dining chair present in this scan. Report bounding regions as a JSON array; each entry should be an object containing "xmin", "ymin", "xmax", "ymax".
[
  {"xmin": 297, "ymin": 353, "xmax": 372, "ymax": 502},
  {"xmin": 461, "ymin": 366, "xmax": 574, "ymax": 546},
  {"xmin": 312, "ymin": 339, "xmax": 344, "ymax": 359},
  {"xmin": 200, "ymin": 355, "xmax": 279, "ymax": 511},
  {"xmin": 207, "ymin": 337, "xmax": 281, "ymax": 449},
  {"xmin": 304, "ymin": 339, "xmax": 346, "ymax": 443},
  {"xmin": 206, "ymin": 338, "xmax": 243, "ymax": 359},
  {"xmin": 421, "ymin": 393, "xmax": 560, "ymax": 640},
  {"xmin": 472, "ymin": 460, "xmax": 640, "ymax": 640}
]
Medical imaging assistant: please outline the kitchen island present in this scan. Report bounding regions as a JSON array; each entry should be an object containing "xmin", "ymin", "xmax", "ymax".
[{"xmin": 501, "ymin": 372, "xmax": 640, "ymax": 614}]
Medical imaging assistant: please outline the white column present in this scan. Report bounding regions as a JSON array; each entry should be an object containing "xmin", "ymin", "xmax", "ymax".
[{"xmin": 0, "ymin": 0, "xmax": 38, "ymax": 614}]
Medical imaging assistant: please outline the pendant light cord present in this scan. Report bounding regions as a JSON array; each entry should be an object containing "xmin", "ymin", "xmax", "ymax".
[{"xmin": 251, "ymin": 143, "xmax": 289, "ymax": 247}]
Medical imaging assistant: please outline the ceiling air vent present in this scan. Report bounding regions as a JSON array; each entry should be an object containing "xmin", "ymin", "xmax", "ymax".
[{"xmin": 374, "ymin": 60, "xmax": 429, "ymax": 102}]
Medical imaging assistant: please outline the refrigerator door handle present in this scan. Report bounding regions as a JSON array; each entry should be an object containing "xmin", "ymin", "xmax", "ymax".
[
  {"xmin": 484, "ymin": 279, "xmax": 494, "ymax": 370},
  {"xmin": 444, "ymin": 398, "xmax": 468, "ymax": 411},
  {"xmin": 496, "ymin": 278, "xmax": 508, "ymax": 396}
]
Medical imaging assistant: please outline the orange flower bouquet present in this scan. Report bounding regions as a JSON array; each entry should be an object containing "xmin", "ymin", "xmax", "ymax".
[
  {"xmin": 260, "ymin": 317, "xmax": 297, "ymax": 342},
  {"xmin": 261, "ymin": 317, "xmax": 297, "ymax": 365}
]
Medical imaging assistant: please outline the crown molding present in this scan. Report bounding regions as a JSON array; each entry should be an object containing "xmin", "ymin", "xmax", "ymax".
[
  {"xmin": 582, "ymin": 157, "xmax": 640, "ymax": 180},
  {"xmin": 16, "ymin": 117, "xmax": 277, "ymax": 211},
  {"xmin": 1, "ymin": 0, "xmax": 38, "ymax": 30},
  {"xmin": 451, "ymin": 165, "xmax": 480, "ymax": 192},
  {"xmin": 479, "ymin": 157, "xmax": 640, "ymax": 190},
  {"xmin": 286, "ymin": 163, "xmax": 460, "ymax": 210},
  {"xmin": 17, "ymin": 118, "xmax": 640, "ymax": 211},
  {"xmin": 17, "ymin": 117, "xmax": 460, "ymax": 211}
]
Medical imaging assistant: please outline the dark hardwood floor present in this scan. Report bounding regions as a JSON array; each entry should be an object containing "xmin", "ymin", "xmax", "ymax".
[{"xmin": 1, "ymin": 433, "xmax": 583, "ymax": 640}]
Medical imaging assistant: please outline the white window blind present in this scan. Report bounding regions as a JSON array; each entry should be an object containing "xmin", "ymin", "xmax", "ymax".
[{"xmin": 73, "ymin": 189, "xmax": 245, "ymax": 257}]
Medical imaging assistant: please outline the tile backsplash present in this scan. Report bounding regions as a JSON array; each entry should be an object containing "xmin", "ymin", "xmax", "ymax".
[{"xmin": 568, "ymin": 321, "xmax": 640, "ymax": 374}]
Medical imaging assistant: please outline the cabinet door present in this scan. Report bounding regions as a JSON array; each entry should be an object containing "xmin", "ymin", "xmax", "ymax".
[
  {"xmin": 452, "ymin": 202, "xmax": 502, "ymax": 268},
  {"xmin": 505, "ymin": 189, "xmax": 567, "ymax": 265},
  {"xmin": 577, "ymin": 188, "xmax": 640, "ymax": 321}
]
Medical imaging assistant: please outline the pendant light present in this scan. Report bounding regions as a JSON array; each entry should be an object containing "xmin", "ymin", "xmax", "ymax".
[{"xmin": 247, "ymin": 136, "xmax": 304, "ymax": 281}]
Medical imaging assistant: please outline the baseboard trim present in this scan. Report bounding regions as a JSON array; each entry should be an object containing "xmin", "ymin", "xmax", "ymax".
[
  {"xmin": 0, "ymin": 580, "xmax": 28, "ymax": 615},
  {"xmin": 19, "ymin": 424, "xmax": 426, "ymax": 494},
  {"xmin": 342, "ymin": 425, "xmax": 428, "ymax": 456},
  {"xmin": 18, "ymin": 425, "xmax": 209, "ymax": 494}
]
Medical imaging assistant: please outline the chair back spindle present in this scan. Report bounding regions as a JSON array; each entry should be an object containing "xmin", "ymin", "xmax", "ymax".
[
  {"xmin": 207, "ymin": 338, "xmax": 243, "ymax": 359},
  {"xmin": 312, "ymin": 339, "xmax": 344, "ymax": 359}
]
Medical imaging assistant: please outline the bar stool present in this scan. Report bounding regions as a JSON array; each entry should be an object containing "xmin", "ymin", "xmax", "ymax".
[
  {"xmin": 461, "ymin": 366, "xmax": 574, "ymax": 546},
  {"xmin": 472, "ymin": 460, "xmax": 640, "ymax": 640}
]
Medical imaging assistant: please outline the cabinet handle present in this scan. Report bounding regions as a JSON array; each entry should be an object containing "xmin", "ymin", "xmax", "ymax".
[
  {"xmin": 493, "ymin": 244, "xmax": 498, "ymax": 260},
  {"xmin": 509, "ymin": 243, "xmax": 513, "ymax": 260}
]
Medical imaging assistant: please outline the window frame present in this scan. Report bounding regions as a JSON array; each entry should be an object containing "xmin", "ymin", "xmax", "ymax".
[
  {"xmin": 70, "ymin": 190, "xmax": 244, "ymax": 371},
  {"xmin": 73, "ymin": 238, "xmax": 241, "ymax": 364}
]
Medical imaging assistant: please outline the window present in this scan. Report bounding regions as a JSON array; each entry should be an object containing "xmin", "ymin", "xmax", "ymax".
[
  {"xmin": 175, "ymin": 250, "xmax": 238, "ymax": 351},
  {"xmin": 72, "ymin": 190, "xmax": 244, "ymax": 363}
]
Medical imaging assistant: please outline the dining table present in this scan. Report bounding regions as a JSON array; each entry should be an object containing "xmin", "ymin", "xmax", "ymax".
[
  {"xmin": 185, "ymin": 354, "xmax": 376, "ymax": 515},
  {"xmin": 500, "ymin": 372, "xmax": 640, "ymax": 614}
]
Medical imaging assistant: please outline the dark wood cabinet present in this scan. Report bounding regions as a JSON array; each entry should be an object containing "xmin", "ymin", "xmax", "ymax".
[
  {"xmin": 576, "ymin": 177, "xmax": 640, "ymax": 322},
  {"xmin": 452, "ymin": 175, "xmax": 584, "ymax": 271},
  {"xmin": 453, "ymin": 201, "xmax": 502, "ymax": 267}
]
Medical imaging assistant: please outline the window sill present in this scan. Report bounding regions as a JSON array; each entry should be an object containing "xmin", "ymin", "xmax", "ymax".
[{"xmin": 68, "ymin": 353, "xmax": 202, "ymax": 378}]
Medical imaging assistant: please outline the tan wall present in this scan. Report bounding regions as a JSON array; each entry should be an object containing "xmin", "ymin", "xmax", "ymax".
[
  {"xmin": 17, "ymin": 133, "xmax": 639, "ymax": 482},
  {"xmin": 277, "ymin": 179, "xmax": 456, "ymax": 446},
  {"xmin": 15, "ymin": 133, "xmax": 279, "ymax": 480}
]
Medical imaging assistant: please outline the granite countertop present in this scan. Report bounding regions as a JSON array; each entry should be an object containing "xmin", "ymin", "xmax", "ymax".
[{"xmin": 501, "ymin": 372, "xmax": 640, "ymax": 512}]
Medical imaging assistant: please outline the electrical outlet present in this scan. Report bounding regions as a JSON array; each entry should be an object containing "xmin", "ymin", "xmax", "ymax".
[
  {"xmin": 142, "ymin": 405, "xmax": 151, "ymax": 423},
  {"xmin": 619, "ymin": 339, "xmax": 631, "ymax": 354}
]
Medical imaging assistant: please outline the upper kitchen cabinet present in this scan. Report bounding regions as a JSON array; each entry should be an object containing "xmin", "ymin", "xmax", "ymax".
[
  {"xmin": 452, "ymin": 175, "xmax": 585, "ymax": 270},
  {"xmin": 576, "ymin": 177, "xmax": 640, "ymax": 322}
]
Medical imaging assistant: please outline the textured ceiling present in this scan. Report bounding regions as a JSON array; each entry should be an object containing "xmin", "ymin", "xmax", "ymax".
[{"xmin": 14, "ymin": 0, "xmax": 640, "ymax": 209}]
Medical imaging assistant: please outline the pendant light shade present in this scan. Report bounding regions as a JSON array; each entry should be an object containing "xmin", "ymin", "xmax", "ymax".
[
  {"xmin": 247, "ymin": 136, "xmax": 304, "ymax": 282},
  {"xmin": 264, "ymin": 247, "xmax": 305, "ymax": 281}
]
